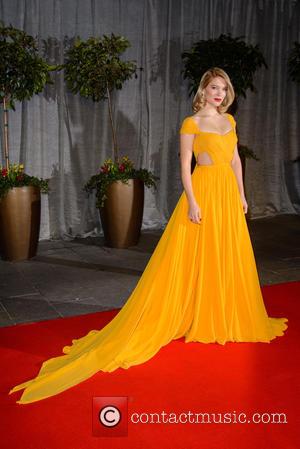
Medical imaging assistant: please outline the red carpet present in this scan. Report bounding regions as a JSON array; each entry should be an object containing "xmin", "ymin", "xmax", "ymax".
[{"xmin": 0, "ymin": 281, "xmax": 299, "ymax": 449}]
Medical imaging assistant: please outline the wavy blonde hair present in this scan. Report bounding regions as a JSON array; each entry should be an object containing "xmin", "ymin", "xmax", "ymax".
[{"xmin": 192, "ymin": 67, "xmax": 235, "ymax": 113}]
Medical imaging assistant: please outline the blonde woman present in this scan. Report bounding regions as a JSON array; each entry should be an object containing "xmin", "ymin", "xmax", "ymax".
[{"xmin": 9, "ymin": 67, "xmax": 288, "ymax": 405}]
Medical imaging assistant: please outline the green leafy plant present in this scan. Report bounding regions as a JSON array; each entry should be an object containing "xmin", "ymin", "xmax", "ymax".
[
  {"xmin": 84, "ymin": 156, "xmax": 158, "ymax": 208},
  {"xmin": 0, "ymin": 22, "xmax": 56, "ymax": 170},
  {"xmin": 0, "ymin": 163, "xmax": 49, "ymax": 199},
  {"xmin": 288, "ymin": 41, "xmax": 300, "ymax": 84},
  {"xmin": 64, "ymin": 34, "xmax": 156, "ymax": 209},
  {"xmin": 64, "ymin": 33, "xmax": 139, "ymax": 161},
  {"xmin": 182, "ymin": 33, "xmax": 268, "ymax": 98},
  {"xmin": 237, "ymin": 144, "xmax": 259, "ymax": 161}
]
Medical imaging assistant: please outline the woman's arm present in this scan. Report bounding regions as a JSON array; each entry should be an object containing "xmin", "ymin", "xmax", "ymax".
[
  {"xmin": 180, "ymin": 133, "xmax": 201, "ymax": 223},
  {"xmin": 231, "ymin": 145, "xmax": 245, "ymax": 198},
  {"xmin": 231, "ymin": 145, "xmax": 248, "ymax": 214},
  {"xmin": 180, "ymin": 134, "xmax": 196, "ymax": 203}
]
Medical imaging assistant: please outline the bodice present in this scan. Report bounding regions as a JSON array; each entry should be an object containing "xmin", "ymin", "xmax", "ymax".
[{"xmin": 179, "ymin": 113, "xmax": 238, "ymax": 165}]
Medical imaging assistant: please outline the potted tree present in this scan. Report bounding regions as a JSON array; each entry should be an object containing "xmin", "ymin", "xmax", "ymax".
[
  {"xmin": 181, "ymin": 33, "xmax": 267, "ymax": 178},
  {"xmin": 64, "ymin": 33, "xmax": 158, "ymax": 248},
  {"xmin": 0, "ymin": 23, "xmax": 53, "ymax": 261}
]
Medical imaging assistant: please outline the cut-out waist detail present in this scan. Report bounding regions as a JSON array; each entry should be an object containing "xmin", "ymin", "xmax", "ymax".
[{"xmin": 195, "ymin": 161, "xmax": 231, "ymax": 168}]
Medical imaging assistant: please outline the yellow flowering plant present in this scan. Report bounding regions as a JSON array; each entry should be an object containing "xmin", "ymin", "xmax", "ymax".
[{"xmin": 0, "ymin": 163, "xmax": 49, "ymax": 199}]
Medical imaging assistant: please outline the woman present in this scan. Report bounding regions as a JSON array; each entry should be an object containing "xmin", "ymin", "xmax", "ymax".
[{"xmin": 9, "ymin": 67, "xmax": 288, "ymax": 404}]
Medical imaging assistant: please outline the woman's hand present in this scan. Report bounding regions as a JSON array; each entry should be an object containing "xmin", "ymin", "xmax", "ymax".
[
  {"xmin": 240, "ymin": 195, "xmax": 248, "ymax": 214},
  {"xmin": 188, "ymin": 201, "xmax": 202, "ymax": 224}
]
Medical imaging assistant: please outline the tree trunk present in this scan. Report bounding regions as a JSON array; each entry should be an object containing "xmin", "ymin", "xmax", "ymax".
[
  {"xmin": 3, "ymin": 97, "xmax": 9, "ymax": 169},
  {"xmin": 106, "ymin": 83, "xmax": 119, "ymax": 162}
]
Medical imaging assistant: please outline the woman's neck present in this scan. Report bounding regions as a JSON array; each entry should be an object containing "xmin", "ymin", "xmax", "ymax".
[{"xmin": 197, "ymin": 104, "xmax": 220, "ymax": 116}]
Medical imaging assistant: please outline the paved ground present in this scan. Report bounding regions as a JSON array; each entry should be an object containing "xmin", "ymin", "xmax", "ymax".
[{"xmin": 0, "ymin": 214, "xmax": 299, "ymax": 327}]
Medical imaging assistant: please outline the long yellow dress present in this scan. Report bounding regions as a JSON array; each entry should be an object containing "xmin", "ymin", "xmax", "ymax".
[{"xmin": 9, "ymin": 113, "xmax": 288, "ymax": 404}]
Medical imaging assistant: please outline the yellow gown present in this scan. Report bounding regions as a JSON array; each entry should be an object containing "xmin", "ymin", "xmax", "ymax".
[{"xmin": 9, "ymin": 113, "xmax": 288, "ymax": 404}]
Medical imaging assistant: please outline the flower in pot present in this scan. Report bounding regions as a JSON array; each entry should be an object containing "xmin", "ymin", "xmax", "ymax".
[
  {"xmin": 0, "ymin": 23, "xmax": 55, "ymax": 261},
  {"xmin": 84, "ymin": 156, "xmax": 158, "ymax": 247},
  {"xmin": 0, "ymin": 164, "xmax": 49, "ymax": 260},
  {"xmin": 64, "ymin": 33, "xmax": 158, "ymax": 248}
]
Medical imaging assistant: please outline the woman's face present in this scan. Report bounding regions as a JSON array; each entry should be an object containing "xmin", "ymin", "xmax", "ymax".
[{"xmin": 204, "ymin": 76, "xmax": 228, "ymax": 107}]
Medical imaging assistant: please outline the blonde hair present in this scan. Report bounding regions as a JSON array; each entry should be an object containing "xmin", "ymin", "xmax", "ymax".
[{"xmin": 192, "ymin": 67, "xmax": 235, "ymax": 113}]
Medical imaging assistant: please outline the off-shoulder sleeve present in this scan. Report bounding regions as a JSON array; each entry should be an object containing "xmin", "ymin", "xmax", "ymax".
[{"xmin": 179, "ymin": 117, "xmax": 200, "ymax": 134}]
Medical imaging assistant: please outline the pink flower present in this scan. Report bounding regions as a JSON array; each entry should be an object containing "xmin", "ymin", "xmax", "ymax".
[{"xmin": 119, "ymin": 164, "xmax": 125, "ymax": 172}]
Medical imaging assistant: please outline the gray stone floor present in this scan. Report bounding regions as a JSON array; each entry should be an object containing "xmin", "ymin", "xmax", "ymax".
[{"xmin": 0, "ymin": 214, "xmax": 299, "ymax": 328}]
